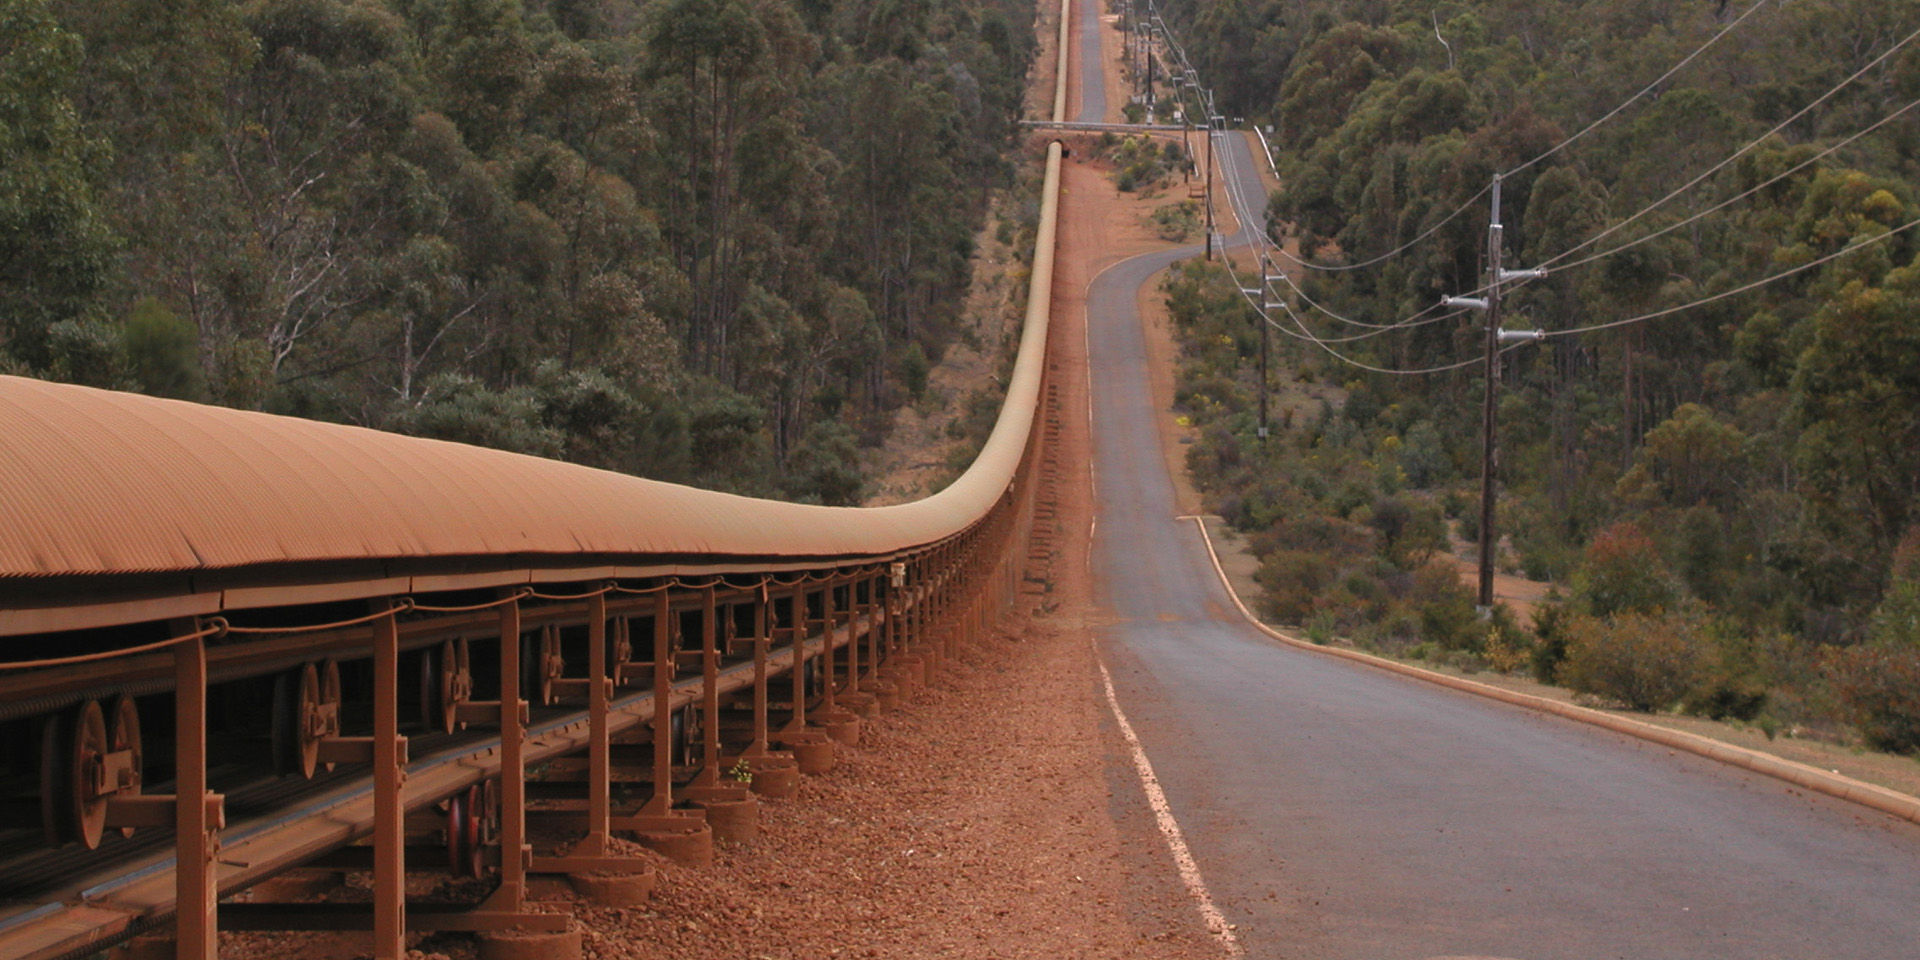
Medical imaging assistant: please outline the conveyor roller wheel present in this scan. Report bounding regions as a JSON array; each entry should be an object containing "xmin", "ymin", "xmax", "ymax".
[{"xmin": 39, "ymin": 698, "xmax": 114, "ymax": 849}]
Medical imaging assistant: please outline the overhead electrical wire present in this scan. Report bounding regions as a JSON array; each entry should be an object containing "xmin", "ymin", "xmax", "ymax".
[
  {"xmin": 1538, "ymin": 212, "xmax": 1920, "ymax": 338},
  {"xmin": 1201, "ymin": 126, "xmax": 1487, "ymax": 372},
  {"xmin": 1313, "ymin": 30, "xmax": 1920, "ymax": 330},
  {"xmin": 1503, "ymin": 0, "xmax": 1770, "ymax": 178},
  {"xmin": 1541, "ymin": 95, "xmax": 1920, "ymax": 273},
  {"xmin": 1243, "ymin": 0, "xmax": 1772, "ymax": 272},
  {"xmin": 1533, "ymin": 25, "xmax": 1920, "ymax": 271},
  {"xmin": 1209, "ymin": 115, "xmax": 1467, "ymax": 347},
  {"xmin": 1146, "ymin": 0, "xmax": 1918, "ymax": 374}
]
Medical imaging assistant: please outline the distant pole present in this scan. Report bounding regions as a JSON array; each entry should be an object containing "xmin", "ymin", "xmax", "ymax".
[
  {"xmin": 1257, "ymin": 258, "xmax": 1271, "ymax": 442},
  {"xmin": 1261, "ymin": 256, "xmax": 1287, "ymax": 444},
  {"xmin": 1478, "ymin": 175, "xmax": 1504, "ymax": 610},
  {"xmin": 1203, "ymin": 111, "xmax": 1215, "ymax": 261},
  {"xmin": 1258, "ymin": 299, "xmax": 1269, "ymax": 439}
]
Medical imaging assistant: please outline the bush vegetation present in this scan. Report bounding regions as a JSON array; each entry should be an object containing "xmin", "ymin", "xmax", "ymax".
[{"xmin": 1155, "ymin": 0, "xmax": 1920, "ymax": 755}]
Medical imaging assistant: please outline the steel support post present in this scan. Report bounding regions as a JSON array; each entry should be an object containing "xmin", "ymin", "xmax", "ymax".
[
  {"xmin": 912, "ymin": 557, "xmax": 927, "ymax": 652},
  {"xmin": 845, "ymin": 580, "xmax": 862, "ymax": 695},
  {"xmin": 786, "ymin": 582, "xmax": 808, "ymax": 731},
  {"xmin": 885, "ymin": 577, "xmax": 899, "ymax": 658},
  {"xmin": 174, "ymin": 629, "xmax": 217, "ymax": 960},
  {"xmin": 531, "ymin": 591, "xmax": 657, "ymax": 874},
  {"xmin": 927, "ymin": 552, "xmax": 941, "ymax": 643},
  {"xmin": 889, "ymin": 575, "xmax": 904, "ymax": 656},
  {"xmin": 589, "ymin": 592, "xmax": 610, "ymax": 838},
  {"xmin": 486, "ymin": 591, "xmax": 529, "ymax": 911},
  {"xmin": 819, "ymin": 579, "xmax": 839, "ymax": 716},
  {"xmin": 371, "ymin": 604, "xmax": 407, "ymax": 960},
  {"xmin": 691, "ymin": 586, "xmax": 724, "ymax": 788},
  {"xmin": 941, "ymin": 547, "xmax": 958, "ymax": 660},
  {"xmin": 646, "ymin": 591, "xmax": 674, "ymax": 814},
  {"xmin": 860, "ymin": 576, "xmax": 878, "ymax": 687},
  {"xmin": 608, "ymin": 589, "xmax": 707, "ymax": 835},
  {"xmin": 745, "ymin": 585, "xmax": 772, "ymax": 757}
]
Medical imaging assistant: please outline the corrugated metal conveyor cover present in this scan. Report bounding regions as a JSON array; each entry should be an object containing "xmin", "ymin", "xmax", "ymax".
[
  {"xmin": 0, "ymin": 139, "xmax": 1065, "ymax": 583},
  {"xmin": 0, "ymin": 351, "xmax": 1035, "ymax": 578}
]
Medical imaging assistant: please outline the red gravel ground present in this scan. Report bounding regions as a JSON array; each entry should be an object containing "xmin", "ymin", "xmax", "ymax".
[
  {"xmin": 574, "ymin": 615, "xmax": 1216, "ymax": 960},
  {"xmin": 229, "ymin": 3, "xmax": 1227, "ymax": 956},
  {"xmin": 224, "ymin": 605, "xmax": 1219, "ymax": 960}
]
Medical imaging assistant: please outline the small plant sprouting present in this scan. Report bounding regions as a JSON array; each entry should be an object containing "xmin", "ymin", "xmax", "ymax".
[{"xmin": 727, "ymin": 757, "xmax": 754, "ymax": 786}]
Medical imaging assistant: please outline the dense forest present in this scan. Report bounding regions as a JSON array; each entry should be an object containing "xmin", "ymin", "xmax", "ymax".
[
  {"xmin": 0, "ymin": 0, "xmax": 1037, "ymax": 501},
  {"xmin": 1154, "ymin": 0, "xmax": 1920, "ymax": 750}
]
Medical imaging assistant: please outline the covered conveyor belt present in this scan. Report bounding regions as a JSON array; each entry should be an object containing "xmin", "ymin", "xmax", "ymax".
[{"xmin": 0, "ymin": 2, "xmax": 1077, "ymax": 958}]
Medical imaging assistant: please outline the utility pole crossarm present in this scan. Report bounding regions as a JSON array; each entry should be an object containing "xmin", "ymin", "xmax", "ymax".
[
  {"xmin": 1477, "ymin": 176, "xmax": 1506, "ymax": 611},
  {"xmin": 1435, "ymin": 172, "xmax": 1553, "ymax": 610}
]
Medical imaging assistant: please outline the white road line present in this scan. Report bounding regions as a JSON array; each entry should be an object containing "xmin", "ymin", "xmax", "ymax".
[{"xmin": 1096, "ymin": 657, "xmax": 1245, "ymax": 957}]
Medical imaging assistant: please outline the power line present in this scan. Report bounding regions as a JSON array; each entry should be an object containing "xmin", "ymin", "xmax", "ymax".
[
  {"xmin": 1503, "ymin": 0, "xmax": 1770, "ymax": 178},
  {"xmin": 1209, "ymin": 119, "xmax": 1466, "ymax": 342},
  {"xmin": 1151, "ymin": 0, "xmax": 1918, "ymax": 374},
  {"xmin": 1197, "ymin": 134, "xmax": 1487, "ymax": 374},
  {"xmin": 1543, "ymin": 95, "xmax": 1920, "ymax": 274},
  {"xmin": 1179, "ymin": 108, "xmax": 1480, "ymax": 367},
  {"xmin": 1539, "ymin": 212, "xmax": 1920, "ymax": 339},
  {"xmin": 1415, "ymin": 83, "xmax": 1920, "ymax": 312},
  {"xmin": 1534, "ymin": 24, "xmax": 1920, "ymax": 272},
  {"xmin": 1263, "ymin": 301, "xmax": 1496, "ymax": 375},
  {"xmin": 1253, "ymin": 0, "xmax": 1771, "ymax": 272}
]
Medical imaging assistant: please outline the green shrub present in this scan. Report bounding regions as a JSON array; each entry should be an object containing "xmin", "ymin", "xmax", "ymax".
[
  {"xmin": 1824, "ymin": 644, "xmax": 1920, "ymax": 753},
  {"xmin": 1256, "ymin": 549, "xmax": 1336, "ymax": 624},
  {"xmin": 1305, "ymin": 611, "xmax": 1338, "ymax": 644},
  {"xmin": 1455, "ymin": 508, "xmax": 1478, "ymax": 545},
  {"xmin": 1686, "ymin": 676, "xmax": 1770, "ymax": 721},
  {"xmin": 898, "ymin": 341, "xmax": 930, "ymax": 399},
  {"xmin": 1571, "ymin": 521, "xmax": 1681, "ymax": 618},
  {"xmin": 783, "ymin": 419, "xmax": 865, "ymax": 506},
  {"xmin": 1480, "ymin": 604, "xmax": 1532, "ymax": 673},
  {"xmin": 1530, "ymin": 599, "xmax": 1571, "ymax": 683},
  {"xmin": 122, "ymin": 297, "xmax": 204, "ymax": 400},
  {"xmin": 1560, "ymin": 611, "xmax": 1711, "ymax": 712},
  {"xmin": 1410, "ymin": 561, "xmax": 1479, "ymax": 650}
]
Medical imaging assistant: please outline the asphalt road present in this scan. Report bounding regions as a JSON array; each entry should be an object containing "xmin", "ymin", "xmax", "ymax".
[
  {"xmin": 1077, "ymin": 0, "xmax": 1105, "ymax": 124},
  {"xmin": 1083, "ymin": 100, "xmax": 1920, "ymax": 960}
]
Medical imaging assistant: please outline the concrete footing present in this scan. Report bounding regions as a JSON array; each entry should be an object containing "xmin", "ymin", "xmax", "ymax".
[
  {"xmin": 478, "ymin": 926, "xmax": 583, "ymax": 960},
  {"xmin": 689, "ymin": 795, "xmax": 760, "ymax": 845},
  {"xmin": 569, "ymin": 867, "xmax": 656, "ymax": 906},
  {"xmin": 746, "ymin": 755, "xmax": 801, "ymax": 798},
  {"xmin": 790, "ymin": 737, "xmax": 836, "ymax": 774},
  {"xmin": 890, "ymin": 656, "xmax": 926, "ymax": 691},
  {"xmin": 823, "ymin": 713, "xmax": 862, "ymax": 747},
  {"xmin": 632, "ymin": 823, "xmax": 714, "ymax": 867}
]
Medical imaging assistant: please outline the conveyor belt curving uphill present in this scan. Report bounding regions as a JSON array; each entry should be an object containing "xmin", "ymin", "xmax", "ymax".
[{"xmin": 0, "ymin": 6, "xmax": 1075, "ymax": 958}]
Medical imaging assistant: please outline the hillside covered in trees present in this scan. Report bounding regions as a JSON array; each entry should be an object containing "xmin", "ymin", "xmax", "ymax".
[
  {"xmin": 1155, "ymin": 0, "xmax": 1920, "ymax": 748},
  {"xmin": 0, "ymin": 0, "xmax": 1036, "ymax": 501}
]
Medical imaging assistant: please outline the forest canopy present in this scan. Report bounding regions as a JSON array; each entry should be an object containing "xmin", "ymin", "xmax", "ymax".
[{"xmin": 0, "ymin": 0, "xmax": 1038, "ymax": 503}]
